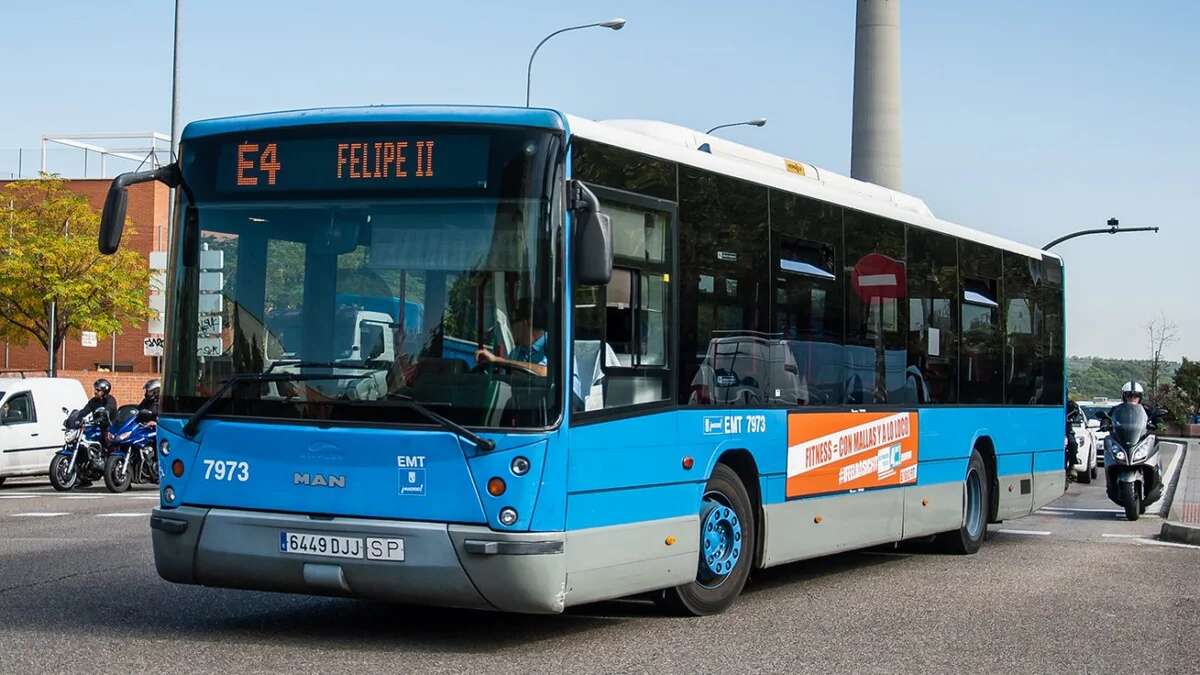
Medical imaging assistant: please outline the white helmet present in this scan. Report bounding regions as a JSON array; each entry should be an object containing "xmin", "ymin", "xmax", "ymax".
[{"xmin": 1121, "ymin": 381, "xmax": 1145, "ymax": 401}]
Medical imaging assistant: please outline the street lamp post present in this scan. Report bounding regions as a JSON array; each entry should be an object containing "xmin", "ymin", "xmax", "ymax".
[
  {"xmin": 526, "ymin": 18, "xmax": 626, "ymax": 107},
  {"xmin": 705, "ymin": 118, "xmax": 768, "ymax": 135},
  {"xmin": 1042, "ymin": 218, "xmax": 1160, "ymax": 251}
]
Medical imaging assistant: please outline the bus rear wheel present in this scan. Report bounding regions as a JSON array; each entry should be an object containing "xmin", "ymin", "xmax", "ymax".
[
  {"xmin": 936, "ymin": 449, "xmax": 989, "ymax": 555},
  {"xmin": 660, "ymin": 464, "xmax": 755, "ymax": 616}
]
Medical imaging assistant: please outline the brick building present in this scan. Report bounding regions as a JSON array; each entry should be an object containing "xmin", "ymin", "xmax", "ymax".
[{"xmin": 0, "ymin": 178, "xmax": 168, "ymax": 383}]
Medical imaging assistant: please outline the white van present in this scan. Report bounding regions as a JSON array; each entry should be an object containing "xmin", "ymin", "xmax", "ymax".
[{"xmin": 0, "ymin": 377, "xmax": 88, "ymax": 485}]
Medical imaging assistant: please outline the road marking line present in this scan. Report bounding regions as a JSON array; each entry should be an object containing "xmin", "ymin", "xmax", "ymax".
[
  {"xmin": 1133, "ymin": 537, "xmax": 1200, "ymax": 550},
  {"xmin": 12, "ymin": 512, "xmax": 70, "ymax": 517},
  {"xmin": 96, "ymin": 513, "xmax": 147, "ymax": 518},
  {"xmin": 996, "ymin": 528, "xmax": 1051, "ymax": 536},
  {"xmin": 0, "ymin": 495, "xmax": 40, "ymax": 499},
  {"xmin": 1041, "ymin": 506, "xmax": 1123, "ymax": 514},
  {"xmin": 1147, "ymin": 443, "xmax": 1186, "ymax": 516},
  {"xmin": 1101, "ymin": 533, "xmax": 1141, "ymax": 538}
]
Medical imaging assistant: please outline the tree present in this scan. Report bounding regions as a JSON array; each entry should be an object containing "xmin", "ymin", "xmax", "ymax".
[
  {"xmin": 1151, "ymin": 383, "xmax": 1193, "ymax": 431},
  {"xmin": 0, "ymin": 176, "xmax": 152, "ymax": 363},
  {"xmin": 1146, "ymin": 313, "xmax": 1178, "ymax": 392},
  {"xmin": 1174, "ymin": 357, "xmax": 1200, "ymax": 418}
]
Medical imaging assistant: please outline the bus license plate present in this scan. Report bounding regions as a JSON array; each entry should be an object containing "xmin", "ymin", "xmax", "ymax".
[{"xmin": 280, "ymin": 531, "xmax": 363, "ymax": 559}]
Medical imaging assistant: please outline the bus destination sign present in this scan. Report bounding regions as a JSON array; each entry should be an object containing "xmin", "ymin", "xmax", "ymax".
[{"xmin": 217, "ymin": 134, "xmax": 490, "ymax": 193}]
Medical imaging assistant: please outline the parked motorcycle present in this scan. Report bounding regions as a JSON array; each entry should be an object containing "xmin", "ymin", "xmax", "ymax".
[
  {"xmin": 1097, "ymin": 403, "xmax": 1166, "ymax": 521},
  {"xmin": 49, "ymin": 407, "xmax": 109, "ymax": 492},
  {"xmin": 103, "ymin": 408, "xmax": 158, "ymax": 493}
]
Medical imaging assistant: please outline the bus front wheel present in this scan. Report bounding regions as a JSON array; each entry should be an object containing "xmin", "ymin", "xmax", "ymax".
[{"xmin": 660, "ymin": 463, "xmax": 756, "ymax": 616}]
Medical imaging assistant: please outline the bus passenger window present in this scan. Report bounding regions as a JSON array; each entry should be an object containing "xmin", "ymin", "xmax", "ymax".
[{"xmin": 769, "ymin": 191, "xmax": 844, "ymax": 406}]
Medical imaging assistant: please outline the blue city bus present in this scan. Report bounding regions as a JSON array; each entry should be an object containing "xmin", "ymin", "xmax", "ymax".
[{"xmin": 98, "ymin": 106, "xmax": 1066, "ymax": 615}]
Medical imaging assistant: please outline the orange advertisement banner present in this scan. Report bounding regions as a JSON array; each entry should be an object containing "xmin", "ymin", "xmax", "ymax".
[{"xmin": 786, "ymin": 412, "xmax": 919, "ymax": 498}]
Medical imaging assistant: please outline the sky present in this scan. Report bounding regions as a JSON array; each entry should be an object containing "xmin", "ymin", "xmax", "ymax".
[{"xmin": 1, "ymin": 1, "xmax": 1196, "ymax": 360}]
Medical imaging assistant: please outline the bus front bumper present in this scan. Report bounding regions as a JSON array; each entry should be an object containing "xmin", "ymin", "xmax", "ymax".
[{"xmin": 150, "ymin": 506, "xmax": 567, "ymax": 614}]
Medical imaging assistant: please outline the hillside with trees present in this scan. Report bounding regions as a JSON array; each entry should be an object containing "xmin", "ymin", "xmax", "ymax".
[{"xmin": 1067, "ymin": 357, "xmax": 1178, "ymax": 401}]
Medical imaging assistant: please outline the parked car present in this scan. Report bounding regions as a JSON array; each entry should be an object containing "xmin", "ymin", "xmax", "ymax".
[{"xmin": 0, "ymin": 377, "xmax": 88, "ymax": 485}]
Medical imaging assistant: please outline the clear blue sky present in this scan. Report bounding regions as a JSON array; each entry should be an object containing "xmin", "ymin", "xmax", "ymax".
[{"xmin": 1, "ymin": 1, "xmax": 1196, "ymax": 361}]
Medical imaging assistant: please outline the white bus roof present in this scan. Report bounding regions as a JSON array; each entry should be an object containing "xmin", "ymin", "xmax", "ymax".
[{"xmin": 566, "ymin": 115, "xmax": 1055, "ymax": 261}]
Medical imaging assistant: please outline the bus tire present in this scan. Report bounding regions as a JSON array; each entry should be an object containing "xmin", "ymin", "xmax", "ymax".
[
  {"xmin": 660, "ymin": 463, "xmax": 755, "ymax": 616},
  {"xmin": 936, "ymin": 449, "xmax": 988, "ymax": 555}
]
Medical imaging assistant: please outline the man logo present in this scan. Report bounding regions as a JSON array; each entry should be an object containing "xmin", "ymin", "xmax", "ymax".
[{"xmin": 293, "ymin": 472, "xmax": 347, "ymax": 488}]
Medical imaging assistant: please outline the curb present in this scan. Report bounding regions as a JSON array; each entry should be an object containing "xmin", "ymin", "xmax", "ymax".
[
  {"xmin": 1159, "ymin": 438, "xmax": 1195, "ymax": 545},
  {"xmin": 1160, "ymin": 521, "xmax": 1200, "ymax": 546}
]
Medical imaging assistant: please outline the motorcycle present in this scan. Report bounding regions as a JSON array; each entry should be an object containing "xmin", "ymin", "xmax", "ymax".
[
  {"xmin": 1097, "ymin": 403, "xmax": 1166, "ymax": 521},
  {"xmin": 49, "ymin": 407, "xmax": 110, "ymax": 492},
  {"xmin": 103, "ymin": 408, "xmax": 158, "ymax": 493}
]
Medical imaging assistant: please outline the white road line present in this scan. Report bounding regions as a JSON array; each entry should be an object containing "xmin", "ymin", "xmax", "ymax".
[
  {"xmin": 1101, "ymin": 533, "xmax": 1142, "ymax": 538},
  {"xmin": 12, "ymin": 512, "xmax": 70, "ymax": 517},
  {"xmin": 0, "ymin": 495, "xmax": 40, "ymax": 499},
  {"xmin": 96, "ymin": 513, "xmax": 147, "ymax": 518},
  {"xmin": 1147, "ymin": 442, "xmax": 1186, "ymax": 516},
  {"xmin": 1041, "ymin": 506, "xmax": 1123, "ymax": 514},
  {"xmin": 996, "ymin": 528, "xmax": 1052, "ymax": 536},
  {"xmin": 1132, "ymin": 537, "xmax": 1200, "ymax": 550}
]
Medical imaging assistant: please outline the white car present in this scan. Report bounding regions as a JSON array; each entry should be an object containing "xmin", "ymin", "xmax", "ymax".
[
  {"xmin": 1079, "ymin": 399, "xmax": 1118, "ymax": 466},
  {"xmin": 0, "ymin": 377, "xmax": 88, "ymax": 485},
  {"xmin": 1068, "ymin": 402, "xmax": 1099, "ymax": 483}
]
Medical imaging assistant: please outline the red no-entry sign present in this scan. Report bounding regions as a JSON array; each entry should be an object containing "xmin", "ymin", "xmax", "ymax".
[{"xmin": 851, "ymin": 253, "xmax": 906, "ymax": 300}]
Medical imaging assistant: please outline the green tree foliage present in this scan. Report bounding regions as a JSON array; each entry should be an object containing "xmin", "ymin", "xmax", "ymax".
[
  {"xmin": 1151, "ymin": 383, "xmax": 1193, "ymax": 429},
  {"xmin": 0, "ymin": 176, "xmax": 151, "ymax": 356},
  {"xmin": 1173, "ymin": 357, "xmax": 1200, "ymax": 417},
  {"xmin": 1067, "ymin": 356, "xmax": 1179, "ymax": 401}
]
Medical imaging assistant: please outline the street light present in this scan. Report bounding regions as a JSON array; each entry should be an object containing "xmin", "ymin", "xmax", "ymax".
[
  {"xmin": 526, "ymin": 18, "xmax": 626, "ymax": 107},
  {"xmin": 1042, "ymin": 218, "xmax": 1160, "ymax": 251},
  {"xmin": 705, "ymin": 118, "xmax": 767, "ymax": 135}
]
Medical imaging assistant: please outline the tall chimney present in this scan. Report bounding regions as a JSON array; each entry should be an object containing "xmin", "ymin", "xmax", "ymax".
[{"xmin": 851, "ymin": 0, "xmax": 902, "ymax": 190}]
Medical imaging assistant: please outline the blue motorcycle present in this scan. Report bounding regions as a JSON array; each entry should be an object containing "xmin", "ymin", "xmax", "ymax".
[
  {"xmin": 103, "ymin": 407, "xmax": 158, "ymax": 493},
  {"xmin": 50, "ymin": 407, "xmax": 109, "ymax": 492}
]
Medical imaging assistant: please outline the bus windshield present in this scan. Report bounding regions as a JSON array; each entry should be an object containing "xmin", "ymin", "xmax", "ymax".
[{"xmin": 164, "ymin": 125, "xmax": 563, "ymax": 429}]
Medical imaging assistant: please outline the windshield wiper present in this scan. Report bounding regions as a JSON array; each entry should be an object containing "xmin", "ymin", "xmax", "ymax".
[
  {"xmin": 385, "ymin": 393, "xmax": 495, "ymax": 452},
  {"xmin": 181, "ymin": 371, "xmax": 370, "ymax": 438}
]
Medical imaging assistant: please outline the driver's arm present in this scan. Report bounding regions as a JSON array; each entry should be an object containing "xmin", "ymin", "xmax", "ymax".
[{"xmin": 474, "ymin": 348, "xmax": 549, "ymax": 377}]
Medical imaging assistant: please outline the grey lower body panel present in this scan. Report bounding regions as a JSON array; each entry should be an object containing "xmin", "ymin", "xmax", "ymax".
[{"xmin": 151, "ymin": 507, "xmax": 568, "ymax": 613}]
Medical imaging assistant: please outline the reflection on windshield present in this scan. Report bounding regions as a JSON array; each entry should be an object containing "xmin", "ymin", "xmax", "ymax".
[{"xmin": 165, "ymin": 129, "xmax": 561, "ymax": 429}]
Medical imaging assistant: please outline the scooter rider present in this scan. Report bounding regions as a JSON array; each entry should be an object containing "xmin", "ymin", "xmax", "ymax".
[{"xmin": 1114, "ymin": 381, "xmax": 1155, "ymax": 419}]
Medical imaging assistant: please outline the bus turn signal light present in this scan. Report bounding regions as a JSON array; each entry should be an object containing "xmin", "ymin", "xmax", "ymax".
[
  {"xmin": 487, "ymin": 477, "xmax": 506, "ymax": 497},
  {"xmin": 171, "ymin": 459, "xmax": 185, "ymax": 478}
]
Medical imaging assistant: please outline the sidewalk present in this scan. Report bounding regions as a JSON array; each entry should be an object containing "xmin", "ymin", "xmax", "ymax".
[{"xmin": 1160, "ymin": 437, "xmax": 1200, "ymax": 545}]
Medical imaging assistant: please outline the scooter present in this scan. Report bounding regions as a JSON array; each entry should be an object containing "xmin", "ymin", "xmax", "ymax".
[
  {"xmin": 102, "ymin": 408, "xmax": 158, "ymax": 493},
  {"xmin": 1097, "ymin": 402, "xmax": 1166, "ymax": 521}
]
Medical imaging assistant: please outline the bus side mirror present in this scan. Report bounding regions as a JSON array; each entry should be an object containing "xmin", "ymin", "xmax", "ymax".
[
  {"xmin": 570, "ymin": 181, "xmax": 613, "ymax": 286},
  {"xmin": 99, "ymin": 164, "xmax": 181, "ymax": 255}
]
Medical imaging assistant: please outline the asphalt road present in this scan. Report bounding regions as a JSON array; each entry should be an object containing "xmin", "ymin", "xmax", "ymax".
[{"xmin": 1, "ymin": 441, "xmax": 1197, "ymax": 674}]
